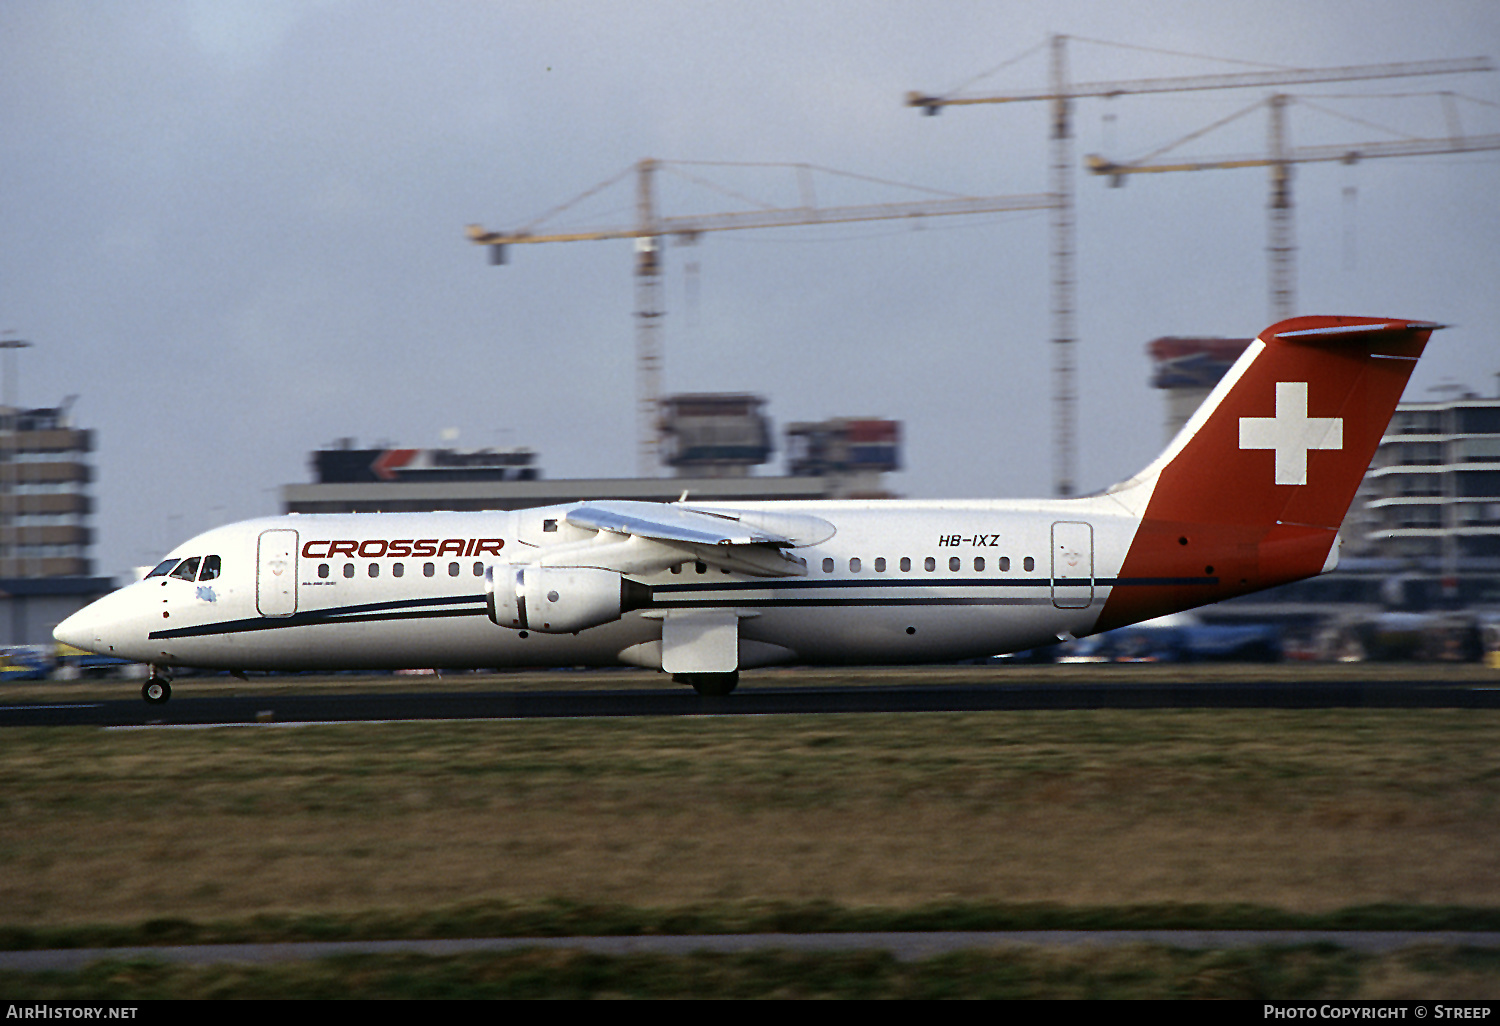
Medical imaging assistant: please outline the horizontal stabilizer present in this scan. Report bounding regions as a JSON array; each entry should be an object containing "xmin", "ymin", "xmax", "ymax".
[{"xmin": 1270, "ymin": 319, "xmax": 1444, "ymax": 344}]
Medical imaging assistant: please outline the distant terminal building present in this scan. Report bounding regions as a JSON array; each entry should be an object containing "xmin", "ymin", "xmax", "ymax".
[
  {"xmin": 1359, "ymin": 389, "xmax": 1500, "ymax": 565},
  {"xmin": 786, "ymin": 417, "xmax": 901, "ymax": 499},
  {"xmin": 0, "ymin": 402, "xmax": 95, "ymax": 577},
  {"xmin": 283, "ymin": 393, "xmax": 903, "ymax": 515},
  {"xmin": 0, "ymin": 401, "xmax": 114, "ymax": 646},
  {"xmin": 658, "ymin": 393, "xmax": 773, "ymax": 478},
  {"xmin": 1147, "ymin": 335, "xmax": 1252, "ymax": 441},
  {"xmin": 312, "ymin": 439, "xmax": 539, "ymax": 484}
]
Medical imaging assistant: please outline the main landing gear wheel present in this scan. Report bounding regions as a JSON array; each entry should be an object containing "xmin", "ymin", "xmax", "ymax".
[
  {"xmin": 142, "ymin": 676, "xmax": 172, "ymax": 705},
  {"xmin": 675, "ymin": 671, "xmax": 739, "ymax": 696}
]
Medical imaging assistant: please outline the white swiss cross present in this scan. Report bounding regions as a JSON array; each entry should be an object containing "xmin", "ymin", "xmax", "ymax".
[{"xmin": 1238, "ymin": 381, "xmax": 1343, "ymax": 486}]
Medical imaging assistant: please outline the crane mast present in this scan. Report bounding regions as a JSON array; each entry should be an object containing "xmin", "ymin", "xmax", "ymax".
[
  {"xmin": 1049, "ymin": 34, "xmax": 1078, "ymax": 499},
  {"xmin": 634, "ymin": 160, "xmax": 663, "ymax": 479}
]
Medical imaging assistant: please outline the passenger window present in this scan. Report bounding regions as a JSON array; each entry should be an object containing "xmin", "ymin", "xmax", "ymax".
[
  {"xmin": 822, "ymin": 558, "xmax": 834, "ymax": 573},
  {"xmin": 924, "ymin": 557, "xmax": 935, "ymax": 572},
  {"xmin": 344, "ymin": 563, "xmax": 355, "ymax": 578},
  {"xmin": 170, "ymin": 557, "xmax": 200, "ymax": 582},
  {"xmin": 199, "ymin": 555, "xmax": 221, "ymax": 581},
  {"xmin": 424, "ymin": 562, "xmax": 435, "ymax": 577},
  {"xmin": 900, "ymin": 557, "xmax": 911, "ymax": 573},
  {"xmin": 393, "ymin": 563, "xmax": 404, "ymax": 578},
  {"xmin": 849, "ymin": 557, "xmax": 861, "ymax": 573},
  {"xmin": 949, "ymin": 557, "xmax": 961, "ymax": 572},
  {"xmin": 448, "ymin": 562, "xmax": 460, "ymax": 577},
  {"xmin": 473, "ymin": 562, "xmax": 483, "ymax": 577},
  {"xmin": 318, "ymin": 563, "xmax": 330, "ymax": 579},
  {"xmin": 695, "ymin": 562, "xmax": 707, "ymax": 574},
  {"xmin": 1000, "ymin": 556, "xmax": 1011, "ymax": 572},
  {"xmin": 1024, "ymin": 556, "xmax": 1035, "ymax": 572},
  {"xmin": 974, "ymin": 557, "xmax": 985, "ymax": 572},
  {"xmin": 874, "ymin": 557, "xmax": 886, "ymax": 573},
  {"xmin": 146, "ymin": 559, "xmax": 178, "ymax": 578},
  {"xmin": 369, "ymin": 563, "xmax": 380, "ymax": 578}
]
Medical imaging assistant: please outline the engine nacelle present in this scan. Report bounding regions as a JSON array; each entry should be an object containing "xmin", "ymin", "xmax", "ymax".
[{"xmin": 485, "ymin": 565, "xmax": 651, "ymax": 634}]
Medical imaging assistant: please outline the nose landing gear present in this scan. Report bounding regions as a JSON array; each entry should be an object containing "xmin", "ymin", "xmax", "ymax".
[{"xmin": 142, "ymin": 669, "xmax": 172, "ymax": 705}]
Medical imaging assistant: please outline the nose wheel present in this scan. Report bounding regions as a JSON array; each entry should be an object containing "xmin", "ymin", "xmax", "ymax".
[{"xmin": 142, "ymin": 672, "xmax": 172, "ymax": 705}]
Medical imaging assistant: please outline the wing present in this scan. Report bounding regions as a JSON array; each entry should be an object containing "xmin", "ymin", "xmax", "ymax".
[
  {"xmin": 566, "ymin": 501, "xmax": 787, "ymax": 546},
  {"xmin": 543, "ymin": 500, "xmax": 836, "ymax": 578}
]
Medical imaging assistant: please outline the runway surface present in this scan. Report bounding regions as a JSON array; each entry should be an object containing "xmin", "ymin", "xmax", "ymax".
[
  {"xmin": 3, "ymin": 674, "xmax": 1499, "ymax": 727},
  {"xmin": 6, "ymin": 930, "xmax": 1500, "ymax": 971}
]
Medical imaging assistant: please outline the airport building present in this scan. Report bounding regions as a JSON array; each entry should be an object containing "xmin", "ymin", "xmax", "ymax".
[
  {"xmin": 658, "ymin": 393, "xmax": 774, "ymax": 478},
  {"xmin": 1359, "ymin": 394, "xmax": 1500, "ymax": 564},
  {"xmin": 283, "ymin": 395, "xmax": 902, "ymax": 515},
  {"xmin": 1147, "ymin": 334, "xmax": 1253, "ymax": 443},
  {"xmin": 0, "ymin": 401, "xmax": 114, "ymax": 647},
  {"xmin": 785, "ymin": 417, "xmax": 901, "ymax": 499}
]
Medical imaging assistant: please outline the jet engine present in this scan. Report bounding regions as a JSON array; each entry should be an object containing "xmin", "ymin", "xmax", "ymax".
[{"xmin": 485, "ymin": 565, "xmax": 652, "ymax": 633}]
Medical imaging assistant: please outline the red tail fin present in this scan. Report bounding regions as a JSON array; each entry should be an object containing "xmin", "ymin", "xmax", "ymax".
[{"xmin": 1096, "ymin": 315, "xmax": 1440, "ymax": 631}]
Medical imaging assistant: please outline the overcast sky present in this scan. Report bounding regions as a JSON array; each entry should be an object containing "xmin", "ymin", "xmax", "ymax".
[{"xmin": 2, "ymin": 0, "xmax": 1498, "ymax": 578}]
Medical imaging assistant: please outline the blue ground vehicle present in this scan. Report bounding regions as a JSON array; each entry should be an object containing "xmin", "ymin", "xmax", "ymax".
[{"xmin": 1058, "ymin": 614, "xmax": 1283, "ymax": 663}]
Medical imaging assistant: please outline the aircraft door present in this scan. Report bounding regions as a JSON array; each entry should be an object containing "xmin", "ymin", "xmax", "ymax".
[
  {"xmin": 1050, "ymin": 521, "xmax": 1094, "ymax": 609},
  {"xmin": 257, "ymin": 529, "xmax": 299, "ymax": 617}
]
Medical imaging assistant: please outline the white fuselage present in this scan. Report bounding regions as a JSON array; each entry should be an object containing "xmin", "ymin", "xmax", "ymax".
[
  {"xmin": 57, "ymin": 314, "xmax": 1440, "ymax": 683},
  {"xmin": 61, "ymin": 496, "xmax": 1138, "ymax": 673}
]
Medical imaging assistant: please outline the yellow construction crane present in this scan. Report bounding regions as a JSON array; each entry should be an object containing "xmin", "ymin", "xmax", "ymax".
[
  {"xmin": 908, "ymin": 34, "xmax": 1491, "ymax": 497},
  {"xmin": 1086, "ymin": 92, "xmax": 1500, "ymax": 319},
  {"xmin": 468, "ymin": 158, "xmax": 1056, "ymax": 475}
]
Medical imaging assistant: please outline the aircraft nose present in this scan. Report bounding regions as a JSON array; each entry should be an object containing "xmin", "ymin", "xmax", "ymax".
[
  {"xmin": 54, "ymin": 589, "xmax": 145, "ymax": 658},
  {"xmin": 54, "ymin": 604, "xmax": 106, "ymax": 652}
]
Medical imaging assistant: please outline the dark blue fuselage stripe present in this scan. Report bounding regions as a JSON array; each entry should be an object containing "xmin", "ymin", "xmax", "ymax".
[
  {"xmin": 146, "ymin": 575, "xmax": 1218, "ymax": 640},
  {"xmin": 652, "ymin": 576, "xmax": 1213, "ymax": 593},
  {"xmin": 150, "ymin": 595, "xmax": 487, "ymax": 640}
]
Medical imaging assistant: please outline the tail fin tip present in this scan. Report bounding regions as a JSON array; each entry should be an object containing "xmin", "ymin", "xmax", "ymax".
[{"xmin": 1266, "ymin": 316, "xmax": 1446, "ymax": 345}]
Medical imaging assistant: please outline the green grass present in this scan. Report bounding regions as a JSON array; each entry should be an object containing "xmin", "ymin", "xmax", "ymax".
[
  {"xmin": 5, "ymin": 945, "xmax": 1500, "ymax": 999},
  {"xmin": 3, "ymin": 673, "xmax": 1500, "ymax": 995},
  {"xmin": 4, "ymin": 706, "xmax": 1500, "ymax": 926}
]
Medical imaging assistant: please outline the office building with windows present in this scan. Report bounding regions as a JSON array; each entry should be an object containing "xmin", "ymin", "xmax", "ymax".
[
  {"xmin": 0, "ymin": 403, "xmax": 95, "ymax": 577},
  {"xmin": 0, "ymin": 402, "xmax": 113, "ymax": 647},
  {"xmin": 1358, "ymin": 392, "xmax": 1500, "ymax": 564}
]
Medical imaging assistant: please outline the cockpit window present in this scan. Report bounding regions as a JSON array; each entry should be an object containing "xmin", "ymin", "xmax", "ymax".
[
  {"xmin": 146, "ymin": 559, "xmax": 179, "ymax": 579},
  {"xmin": 169, "ymin": 556, "xmax": 201, "ymax": 582},
  {"xmin": 199, "ymin": 555, "xmax": 221, "ymax": 581}
]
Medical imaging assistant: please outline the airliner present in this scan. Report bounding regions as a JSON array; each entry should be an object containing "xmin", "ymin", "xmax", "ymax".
[{"xmin": 55, "ymin": 315, "xmax": 1437, "ymax": 703}]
